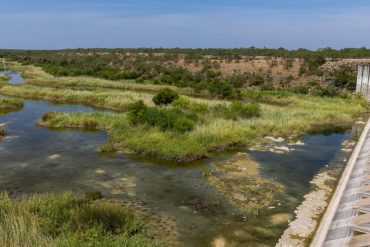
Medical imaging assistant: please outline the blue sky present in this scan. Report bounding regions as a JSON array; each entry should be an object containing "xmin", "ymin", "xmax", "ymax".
[{"xmin": 1, "ymin": 0, "xmax": 370, "ymax": 49}]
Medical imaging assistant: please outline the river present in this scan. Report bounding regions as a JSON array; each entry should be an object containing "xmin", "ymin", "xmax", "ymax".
[{"xmin": 0, "ymin": 71, "xmax": 361, "ymax": 246}]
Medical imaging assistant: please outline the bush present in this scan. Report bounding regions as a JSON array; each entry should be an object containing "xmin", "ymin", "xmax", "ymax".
[
  {"xmin": 128, "ymin": 100, "xmax": 195, "ymax": 133},
  {"xmin": 249, "ymin": 74, "xmax": 265, "ymax": 86},
  {"xmin": 153, "ymin": 88, "xmax": 179, "ymax": 105},
  {"xmin": 213, "ymin": 101, "xmax": 261, "ymax": 120},
  {"xmin": 173, "ymin": 116, "xmax": 194, "ymax": 133},
  {"xmin": 231, "ymin": 101, "xmax": 261, "ymax": 119},
  {"xmin": 127, "ymin": 100, "xmax": 148, "ymax": 124},
  {"xmin": 190, "ymin": 103, "xmax": 208, "ymax": 114},
  {"xmin": 289, "ymin": 85, "xmax": 309, "ymax": 94},
  {"xmin": 260, "ymin": 82, "xmax": 274, "ymax": 91},
  {"xmin": 313, "ymin": 85, "xmax": 338, "ymax": 97},
  {"xmin": 333, "ymin": 66, "xmax": 356, "ymax": 90},
  {"xmin": 172, "ymin": 96, "xmax": 191, "ymax": 109}
]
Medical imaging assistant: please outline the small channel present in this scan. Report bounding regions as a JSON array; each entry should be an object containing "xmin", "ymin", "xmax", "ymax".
[{"xmin": 0, "ymin": 71, "xmax": 363, "ymax": 246}]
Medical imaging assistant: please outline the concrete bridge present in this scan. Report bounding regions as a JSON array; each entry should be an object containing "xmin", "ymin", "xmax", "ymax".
[{"xmin": 311, "ymin": 65, "xmax": 370, "ymax": 247}]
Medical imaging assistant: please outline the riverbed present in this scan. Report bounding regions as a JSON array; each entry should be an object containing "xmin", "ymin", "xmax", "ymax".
[{"xmin": 0, "ymin": 71, "xmax": 362, "ymax": 246}]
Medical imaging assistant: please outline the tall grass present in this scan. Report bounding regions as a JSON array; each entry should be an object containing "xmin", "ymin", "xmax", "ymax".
[
  {"xmin": 0, "ymin": 192, "xmax": 160, "ymax": 247},
  {"xmin": 6, "ymin": 62, "xmax": 198, "ymax": 95},
  {"xmin": 0, "ymin": 98, "xmax": 24, "ymax": 113},
  {"xmin": 0, "ymin": 73, "xmax": 10, "ymax": 86},
  {"xmin": 5, "ymin": 61, "xmax": 369, "ymax": 161},
  {"xmin": 38, "ymin": 92, "xmax": 367, "ymax": 161},
  {"xmin": 0, "ymin": 85, "xmax": 225, "ymax": 112}
]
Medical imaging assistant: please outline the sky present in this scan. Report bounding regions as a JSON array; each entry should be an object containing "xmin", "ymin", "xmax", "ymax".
[{"xmin": 1, "ymin": 0, "xmax": 370, "ymax": 50}]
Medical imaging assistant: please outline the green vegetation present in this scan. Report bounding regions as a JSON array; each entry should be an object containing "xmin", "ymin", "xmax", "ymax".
[
  {"xmin": 2, "ymin": 47, "xmax": 367, "ymax": 99},
  {"xmin": 0, "ymin": 61, "xmax": 367, "ymax": 161},
  {"xmin": 333, "ymin": 65, "xmax": 357, "ymax": 90},
  {"xmin": 0, "ymin": 98, "xmax": 24, "ymax": 114},
  {"xmin": 0, "ymin": 85, "xmax": 156, "ymax": 112},
  {"xmin": 37, "ymin": 91, "xmax": 366, "ymax": 161},
  {"xmin": 153, "ymin": 88, "xmax": 179, "ymax": 105},
  {"xmin": 128, "ymin": 100, "xmax": 197, "ymax": 133},
  {"xmin": 0, "ymin": 73, "xmax": 10, "ymax": 86},
  {"xmin": 0, "ymin": 192, "xmax": 160, "ymax": 247}
]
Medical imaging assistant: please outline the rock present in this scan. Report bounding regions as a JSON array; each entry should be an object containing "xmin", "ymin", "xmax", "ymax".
[
  {"xmin": 295, "ymin": 140, "xmax": 305, "ymax": 146},
  {"xmin": 212, "ymin": 236, "xmax": 227, "ymax": 247},
  {"xmin": 265, "ymin": 136, "xmax": 285, "ymax": 143},
  {"xmin": 276, "ymin": 146, "xmax": 290, "ymax": 152},
  {"xmin": 95, "ymin": 168, "xmax": 106, "ymax": 174},
  {"xmin": 48, "ymin": 154, "xmax": 60, "ymax": 160}
]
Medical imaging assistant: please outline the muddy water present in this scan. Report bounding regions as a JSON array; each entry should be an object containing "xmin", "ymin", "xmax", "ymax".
[{"xmin": 0, "ymin": 72, "xmax": 362, "ymax": 246}]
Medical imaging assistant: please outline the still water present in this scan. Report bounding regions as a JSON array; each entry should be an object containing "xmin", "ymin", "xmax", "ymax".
[{"xmin": 0, "ymin": 72, "xmax": 360, "ymax": 246}]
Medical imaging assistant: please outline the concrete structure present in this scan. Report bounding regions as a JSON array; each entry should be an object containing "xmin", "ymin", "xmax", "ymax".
[
  {"xmin": 356, "ymin": 65, "xmax": 370, "ymax": 100},
  {"xmin": 311, "ymin": 118, "xmax": 370, "ymax": 246}
]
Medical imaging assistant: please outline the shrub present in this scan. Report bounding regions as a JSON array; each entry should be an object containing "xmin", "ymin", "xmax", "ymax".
[
  {"xmin": 333, "ymin": 66, "xmax": 356, "ymax": 90},
  {"xmin": 190, "ymin": 103, "xmax": 208, "ymax": 114},
  {"xmin": 289, "ymin": 85, "xmax": 309, "ymax": 94},
  {"xmin": 127, "ymin": 100, "xmax": 148, "ymax": 124},
  {"xmin": 249, "ymin": 74, "xmax": 265, "ymax": 86},
  {"xmin": 153, "ymin": 88, "xmax": 179, "ymax": 105},
  {"xmin": 306, "ymin": 55, "xmax": 326, "ymax": 74},
  {"xmin": 260, "ymin": 82, "xmax": 274, "ymax": 91},
  {"xmin": 213, "ymin": 101, "xmax": 261, "ymax": 120},
  {"xmin": 173, "ymin": 116, "xmax": 195, "ymax": 133},
  {"xmin": 231, "ymin": 101, "xmax": 261, "ymax": 119},
  {"xmin": 172, "ymin": 96, "xmax": 191, "ymax": 109},
  {"xmin": 313, "ymin": 85, "xmax": 338, "ymax": 97},
  {"xmin": 128, "ymin": 100, "xmax": 195, "ymax": 133}
]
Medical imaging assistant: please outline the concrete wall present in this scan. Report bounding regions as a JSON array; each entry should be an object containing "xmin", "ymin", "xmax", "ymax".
[{"xmin": 356, "ymin": 65, "xmax": 370, "ymax": 100}]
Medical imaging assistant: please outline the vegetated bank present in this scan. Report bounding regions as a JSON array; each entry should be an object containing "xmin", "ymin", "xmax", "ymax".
[
  {"xmin": 0, "ymin": 98, "xmax": 24, "ymax": 138},
  {"xmin": 0, "ymin": 192, "xmax": 160, "ymax": 247},
  {"xmin": 1, "ymin": 47, "xmax": 368, "ymax": 99},
  {"xmin": 34, "ymin": 89, "xmax": 366, "ymax": 161},
  {"xmin": 0, "ymin": 60, "xmax": 368, "ymax": 162}
]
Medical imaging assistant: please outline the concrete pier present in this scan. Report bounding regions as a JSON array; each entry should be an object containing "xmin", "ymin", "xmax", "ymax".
[{"xmin": 356, "ymin": 65, "xmax": 370, "ymax": 101}]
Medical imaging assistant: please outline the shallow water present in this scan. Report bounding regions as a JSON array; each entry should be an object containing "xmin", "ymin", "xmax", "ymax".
[{"xmin": 0, "ymin": 72, "xmax": 361, "ymax": 246}]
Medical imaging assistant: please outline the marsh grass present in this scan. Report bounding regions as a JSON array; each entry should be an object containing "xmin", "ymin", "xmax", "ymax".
[
  {"xmin": 6, "ymin": 62, "xmax": 198, "ymax": 95},
  {"xmin": 0, "ymin": 73, "xmax": 10, "ymax": 86},
  {"xmin": 4, "ymin": 61, "xmax": 369, "ymax": 161},
  {"xmin": 0, "ymin": 84, "xmax": 226, "ymax": 113},
  {"xmin": 0, "ymin": 192, "xmax": 160, "ymax": 247},
  {"xmin": 38, "ymin": 92, "xmax": 367, "ymax": 161},
  {"xmin": 0, "ymin": 98, "xmax": 24, "ymax": 114}
]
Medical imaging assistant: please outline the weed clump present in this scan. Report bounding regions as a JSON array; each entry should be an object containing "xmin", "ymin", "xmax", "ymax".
[
  {"xmin": 213, "ymin": 101, "xmax": 261, "ymax": 120},
  {"xmin": 0, "ymin": 192, "xmax": 160, "ymax": 247},
  {"xmin": 0, "ymin": 98, "xmax": 24, "ymax": 114}
]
